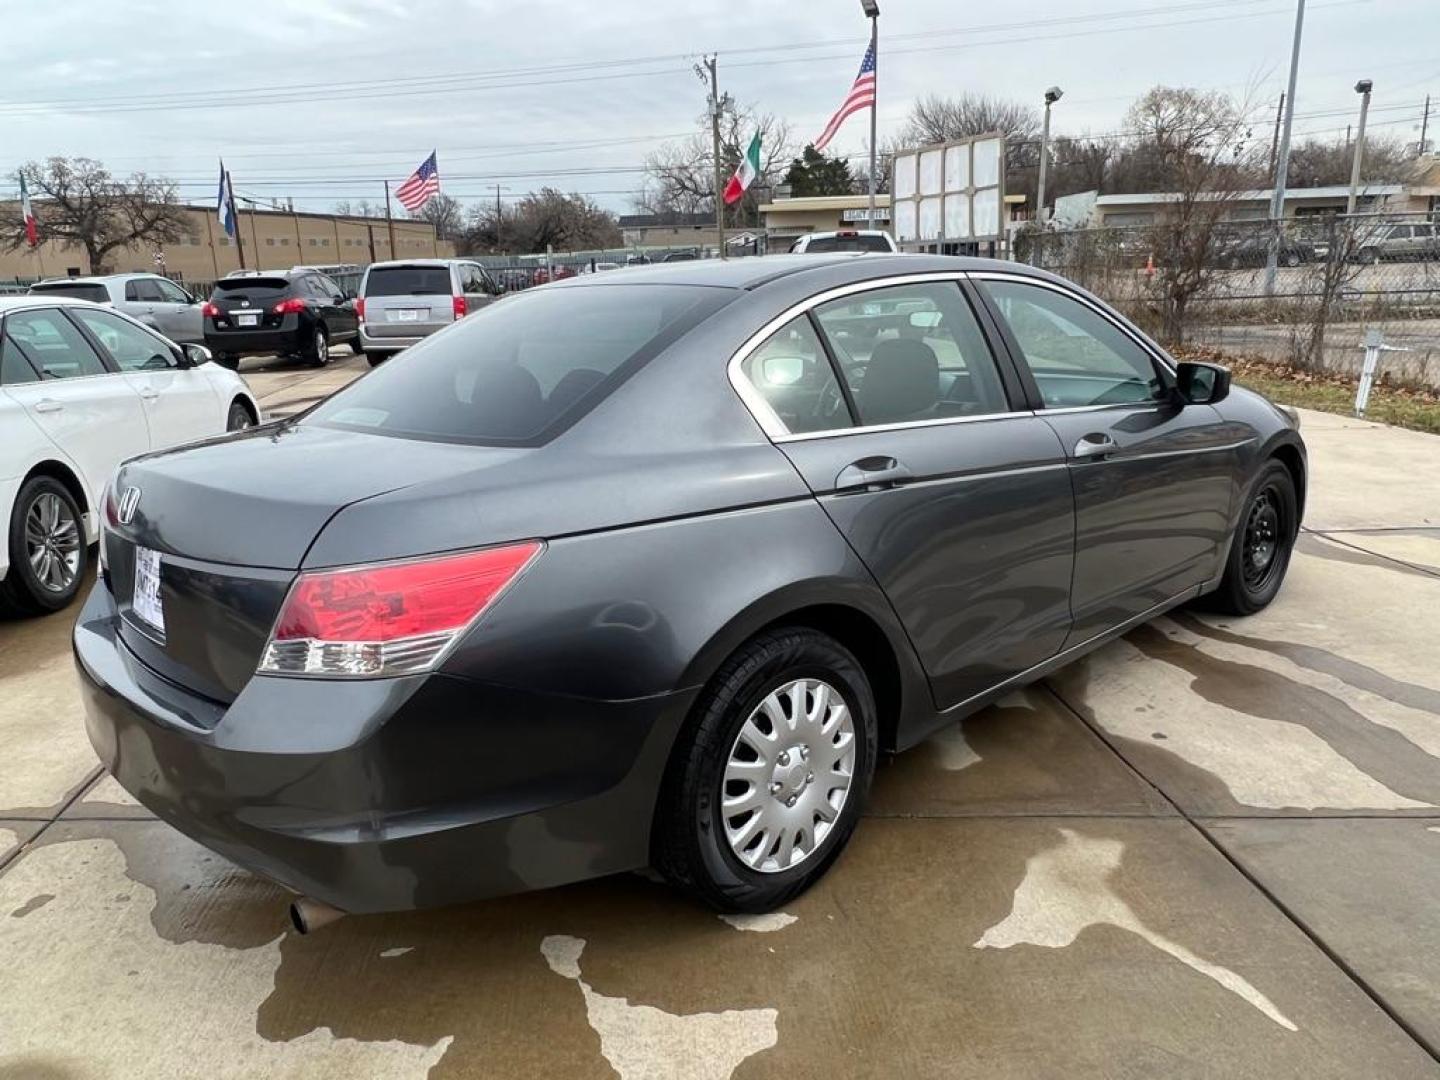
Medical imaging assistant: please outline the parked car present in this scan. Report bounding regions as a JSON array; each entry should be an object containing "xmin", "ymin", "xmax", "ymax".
[
  {"xmin": 29, "ymin": 273, "xmax": 205, "ymax": 343},
  {"xmin": 76, "ymin": 255, "xmax": 1305, "ymax": 923},
  {"xmin": 1355, "ymin": 222, "xmax": 1440, "ymax": 264},
  {"xmin": 790, "ymin": 229, "xmax": 898, "ymax": 254},
  {"xmin": 661, "ymin": 250, "xmax": 701, "ymax": 262},
  {"xmin": 1215, "ymin": 232, "xmax": 1314, "ymax": 268},
  {"xmin": 202, "ymin": 270, "xmax": 360, "ymax": 370},
  {"xmin": 357, "ymin": 259, "xmax": 502, "ymax": 367},
  {"xmin": 1, "ymin": 296, "xmax": 258, "ymax": 615},
  {"xmin": 579, "ymin": 261, "xmax": 623, "ymax": 274},
  {"xmin": 532, "ymin": 265, "xmax": 579, "ymax": 284}
]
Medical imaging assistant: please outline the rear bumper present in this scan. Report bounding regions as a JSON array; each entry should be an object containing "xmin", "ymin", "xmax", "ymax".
[
  {"xmin": 358, "ymin": 325, "xmax": 443, "ymax": 350},
  {"xmin": 73, "ymin": 582, "xmax": 694, "ymax": 913},
  {"xmin": 204, "ymin": 321, "xmax": 306, "ymax": 356}
]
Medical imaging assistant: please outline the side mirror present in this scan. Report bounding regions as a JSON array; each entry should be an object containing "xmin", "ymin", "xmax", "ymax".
[
  {"xmin": 760, "ymin": 355, "xmax": 806, "ymax": 386},
  {"xmin": 180, "ymin": 343, "xmax": 213, "ymax": 369},
  {"xmin": 908, "ymin": 310, "xmax": 943, "ymax": 330},
  {"xmin": 1176, "ymin": 360, "xmax": 1230, "ymax": 405}
]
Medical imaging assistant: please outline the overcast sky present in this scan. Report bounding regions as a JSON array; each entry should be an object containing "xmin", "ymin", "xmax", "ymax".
[{"xmin": 2, "ymin": 0, "xmax": 1434, "ymax": 214}]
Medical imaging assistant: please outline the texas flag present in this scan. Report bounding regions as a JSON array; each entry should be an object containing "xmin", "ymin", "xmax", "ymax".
[{"xmin": 19, "ymin": 174, "xmax": 37, "ymax": 246}]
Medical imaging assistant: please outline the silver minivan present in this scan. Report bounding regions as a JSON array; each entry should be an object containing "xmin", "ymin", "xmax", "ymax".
[
  {"xmin": 28, "ymin": 273, "xmax": 205, "ymax": 344},
  {"xmin": 357, "ymin": 259, "xmax": 502, "ymax": 365}
]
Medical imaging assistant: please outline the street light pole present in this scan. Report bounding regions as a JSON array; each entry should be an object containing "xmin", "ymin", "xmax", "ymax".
[
  {"xmin": 1346, "ymin": 79, "xmax": 1373, "ymax": 217},
  {"xmin": 1036, "ymin": 86, "xmax": 1063, "ymax": 231},
  {"xmin": 1263, "ymin": 0, "xmax": 1306, "ymax": 296},
  {"xmin": 861, "ymin": 0, "xmax": 880, "ymax": 229}
]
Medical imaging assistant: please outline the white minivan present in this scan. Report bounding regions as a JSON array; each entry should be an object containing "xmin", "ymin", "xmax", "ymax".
[
  {"xmin": 356, "ymin": 259, "xmax": 504, "ymax": 366},
  {"xmin": 0, "ymin": 297, "xmax": 259, "ymax": 615}
]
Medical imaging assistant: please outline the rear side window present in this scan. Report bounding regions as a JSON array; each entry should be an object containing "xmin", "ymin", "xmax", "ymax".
[
  {"xmin": 1, "ymin": 333, "xmax": 41, "ymax": 385},
  {"xmin": 28, "ymin": 282, "xmax": 110, "ymax": 303},
  {"xmin": 124, "ymin": 279, "xmax": 166, "ymax": 302},
  {"xmin": 211, "ymin": 277, "xmax": 292, "ymax": 303},
  {"xmin": 800, "ymin": 235, "xmax": 892, "ymax": 253},
  {"xmin": 306, "ymin": 285, "xmax": 727, "ymax": 445},
  {"xmin": 363, "ymin": 265, "xmax": 454, "ymax": 297},
  {"xmin": 4, "ymin": 309, "xmax": 109, "ymax": 379}
]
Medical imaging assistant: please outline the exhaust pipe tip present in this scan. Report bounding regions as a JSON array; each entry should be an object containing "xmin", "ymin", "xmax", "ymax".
[{"xmin": 289, "ymin": 896, "xmax": 346, "ymax": 935}]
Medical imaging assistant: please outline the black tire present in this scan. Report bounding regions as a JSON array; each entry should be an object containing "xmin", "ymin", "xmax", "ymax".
[
  {"xmin": 226, "ymin": 399, "xmax": 255, "ymax": 432},
  {"xmin": 366, "ymin": 351, "xmax": 388, "ymax": 367},
  {"xmin": 1202, "ymin": 459, "xmax": 1298, "ymax": 615},
  {"xmin": 654, "ymin": 627, "xmax": 878, "ymax": 913},
  {"xmin": 308, "ymin": 326, "xmax": 330, "ymax": 367},
  {"xmin": 1283, "ymin": 251, "xmax": 1302, "ymax": 268},
  {"xmin": 214, "ymin": 352, "xmax": 240, "ymax": 371},
  {"xmin": 351, "ymin": 337, "xmax": 367, "ymax": 356},
  {"xmin": 1, "ymin": 477, "xmax": 89, "ymax": 616},
  {"xmin": 1360, "ymin": 247, "xmax": 1380, "ymax": 265}
]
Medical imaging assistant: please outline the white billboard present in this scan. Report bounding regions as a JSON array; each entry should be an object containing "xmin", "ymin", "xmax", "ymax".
[{"xmin": 890, "ymin": 132, "xmax": 1006, "ymax": 244}]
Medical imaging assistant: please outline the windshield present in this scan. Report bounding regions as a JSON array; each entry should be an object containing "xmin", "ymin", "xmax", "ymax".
[
  {"xmin": 800, "ymin": 235, "xmax": 892, "ymax": 253},
  {"xmin": 305, "ymin": 284, "xmax": 729, "ymax": 445},
  {"xmin": 28, "ymin": 282, "xmax": 109, "ymax": 303},
  {"xmin": 364, "ymin": 265, "xmax": 453, "ymax": 297}
]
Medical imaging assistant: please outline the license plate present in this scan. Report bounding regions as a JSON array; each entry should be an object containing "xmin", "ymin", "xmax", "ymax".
[
  {"xmin": 132, "ymin": 547, "xmax": 165, "ymax": 634},
  {"xmin": 236, "ymin": 313, "xmax": 260, "ymax": 327},
  {"xmin": 389, "ymin": 308, "xmax": 423, "ymax": 322}
]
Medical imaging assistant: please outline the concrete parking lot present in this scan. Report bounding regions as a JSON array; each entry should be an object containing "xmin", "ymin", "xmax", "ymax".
[{"xmin": 2, "ymin": 361, "xmax": 1439, "ymax": 1078}]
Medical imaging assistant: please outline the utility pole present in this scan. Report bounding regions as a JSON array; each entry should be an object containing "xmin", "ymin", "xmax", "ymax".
[
  {"xmin": 697, "ymin": 55, "xmax": 728, "ymax": 259},
  {"xmin": 1420, "ymin": 94, "xmax": 1432, "ymax": 156},
  {"xmin": 1346, "ymin": 79, "xmax": 1373, "ymax": 217},
  {"xmin": 1263, "ymin": 0, "xmax": 1306, "ymax": 296},
  {"xmin": 1268, "ymin": 92, "xmax": 1286, "ymax": 185},
  {"xmin": 383, "ymin": 180, "xmax": 398, "ymax": 260}
]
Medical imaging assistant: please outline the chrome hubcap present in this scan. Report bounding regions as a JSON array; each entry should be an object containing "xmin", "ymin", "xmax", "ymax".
[
  {"xmin": 721, "ymin": 677, "xmax": 856, "ymax": 873},
  {"xmin": 315, "ymin": 331, "xmax": 328, "ymax": 363},
  {"xmin": 25, "ymin": 493, "xmax": 81, "ymax": 593}
]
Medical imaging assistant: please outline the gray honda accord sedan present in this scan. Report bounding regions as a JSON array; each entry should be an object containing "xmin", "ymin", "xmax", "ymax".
[{"xmin": 74, "ymin": 254, "xmax": 1305, "ymax": 917}]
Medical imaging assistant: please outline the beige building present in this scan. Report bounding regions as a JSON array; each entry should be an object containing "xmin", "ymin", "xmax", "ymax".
[
  {"xmin": 1, "ymin": 204, "xmax": 454, "ymax": 285},
  {"xmin": 758, "ymin": 194, "xmax": 891, "ymax": 246}
]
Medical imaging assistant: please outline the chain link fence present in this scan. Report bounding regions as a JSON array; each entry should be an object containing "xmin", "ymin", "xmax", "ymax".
[{"xmin": 1018, "ymin": 214, "xmax": 1440, "ymax": 392}]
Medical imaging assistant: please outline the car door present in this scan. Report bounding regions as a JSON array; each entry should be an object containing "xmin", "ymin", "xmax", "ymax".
[
  {"xmin": 153, "ymin": 276, "xmax": 204, "ymax": 343},
  {"xmin": 312, "ymin": 274, "xmax": 356, "ymax": 340},
  {"xmin": 67, "ymin": 305, "xmax": 221, "ymax": 448},
  {"xmin": 120, "ymin": 277, "xmax": 169, "ymax": 333},
  {"xmin": 737, "ymin": 276, "xmax": 1076, "ymax": 711},
  {"xmin": 1, "ymin": 307, "xmax": 152, "ymax": 513},
  {"xmin": 975, "ymin": 273, "xmax": 1243, "ymax": 647}
]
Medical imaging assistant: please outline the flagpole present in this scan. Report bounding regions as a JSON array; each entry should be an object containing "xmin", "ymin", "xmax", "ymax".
[
  {"xmin": 230, "ymin": 175, "xmax": 247, "ymax": 270},
  {"xmin": 865, "ymin": 1, "xmax": 879, "ymax": 229},
  {"xmin": 384, "ymin": 181, "xmax": 398, "ymax": 259}
]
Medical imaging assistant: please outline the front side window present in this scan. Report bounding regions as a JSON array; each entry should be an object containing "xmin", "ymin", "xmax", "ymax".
[
  {"xmin": 155, "ymin": 278, "xmax": 192, "ymax": 303},
  {"xmin": 305, "ymin": 284, "xmax": 726, "ymax": 445},
  {"xmin": 813, "ymin": 282, "xmax": 1009, "ymax": 426},
  {"xmin": 3, "ymin": 309, "xmax": 109, "ymax": 379},
  {"xmin": 983, "ymin": 280, "xmax": 1166, "ymax": 408},
  {"xmin": 125, "ymin": 279, "xmax": 166, "ymax": 303},
  {"xmin": 70, "ymin": 308, "xmax": 175, "ymax": 372},
  {"xmin": 739, "ymin": 316, "xmax": 852, "ymax": 435}
]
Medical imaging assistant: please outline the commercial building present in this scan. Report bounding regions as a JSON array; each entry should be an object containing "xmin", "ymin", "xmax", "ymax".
[
  {"xmin": 758, "ymin": 194, "xmax": 891, "ymax": 246},
  {"xmin": 1, "ymin": 204, "xmax": 455, "ymax": 285}
]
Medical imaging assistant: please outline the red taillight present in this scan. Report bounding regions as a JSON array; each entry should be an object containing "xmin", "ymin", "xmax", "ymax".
[
  {"xmin": 355, "ymin": 297, "xmax": 366, "ymax": 322},
  {"xmin": 103, "ymin": 483, "xmax": 120, "ymax": 528},
  {"xmin": 201, "ymin": 301, "xmax": 220, "ymax": 318},
  {"xmin": 273, "ymin": 297, "xmax": 307, "ymax": 315},
  {"xmin": 260, "ymin": 542, "xmax": 543, "ymax": 677},
  {"xmin": 453, "ymin": 295, "xmax": 467, "ymax": 319}
]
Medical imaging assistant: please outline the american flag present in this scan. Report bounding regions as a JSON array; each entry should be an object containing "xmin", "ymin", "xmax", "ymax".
[
  {"xmin": 395, "ymin": 151, "xmax": 440, "ymax": 212},
  {"xmin": 812, "ymin": 44, "xmax": 875, "ymax": 153}
]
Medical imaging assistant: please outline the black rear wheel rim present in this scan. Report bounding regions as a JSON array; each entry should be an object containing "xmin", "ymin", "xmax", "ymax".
[{"xmin": 1242, "ymin": 485, "xmax": 1286, "ymax": 592}]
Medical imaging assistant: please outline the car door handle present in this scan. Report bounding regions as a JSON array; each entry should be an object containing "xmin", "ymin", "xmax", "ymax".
[
  {"xmin": 138, "ymin": 388, "xmax": 159, "ymax": 401},
  {"xmin": 1073, "ymin": 433, "xmax": 1119, "ymax": 460},
  {"xmin": 34, "ymin": 398, "xmax": 64, "ymax": 414},
  {"xmin": 834, "ymin": 456, "xmax": 913, "ymax": 493}
]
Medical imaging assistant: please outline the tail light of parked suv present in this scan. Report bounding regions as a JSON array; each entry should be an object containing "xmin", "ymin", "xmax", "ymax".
[
  {"xmin": 453, "ymin": 296, "xmax": 467, "ymax": 319},
  {"xmin": 201, "ymin": 302, "xmax": 221, "ymax": 318},
  {"xmin": 273, "ymin": 297, "xmax": 308, "ymax": 315},
  {"xmin": 355, "ymin": 297, "xmax": 366, "ymax": 322},
  {"xmin": 258, "ymin": 542, "xmax": 543, "ymax": 678}
]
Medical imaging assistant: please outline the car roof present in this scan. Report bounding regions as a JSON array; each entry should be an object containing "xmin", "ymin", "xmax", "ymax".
[
  {"xmin": 33, "ymin": 272, "xmax": 159, "ymax": 285},
  {"xmin": 0, "ymin": 294, "xmax": 100, "ymax": 311},
  {"xmin": 365, "ymin": 258, "xmax": 461, "ymax": 269},
  {"xmin": 548, "ymin": 252, "xmax": 1039, "ymax": 290}
]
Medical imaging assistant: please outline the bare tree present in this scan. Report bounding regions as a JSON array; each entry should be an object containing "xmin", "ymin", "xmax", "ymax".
[
  {"xmin": 1286, "ymin": 134, "xmax": 1412, "ymax": 187},
  {"xmin": 464, "ymin": 189, "xmax": 618, "ymax": 254},
  {"xmin": 1125, "ymin": 86, "xmax": 1265, "ymax": 342},
  {"xmin": 332, "ymin": 199, "xmax": 387, "ymax": 219},
  {"xmin": 412, "ymin": 193, "xmax": 463, "ymax": 240},
  {"xmin": 638, "ymin": 103, "xmax": 792, "ymax": 228},
  {"xmin": 1, "ymin": 158, "xmax": 193, "ymax": 273}
]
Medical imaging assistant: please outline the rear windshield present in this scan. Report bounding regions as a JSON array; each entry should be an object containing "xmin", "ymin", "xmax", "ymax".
[
  {"xmin": 210, "ymin": 277, "xmax": 291, "ymax": 302},
  {"xmin": 305, "ymin": 285, "xmax": 728, "ymax": 445},
  {"xmin": 800, "ymin": 235, "xmax": 892, "ymax": 253},
  {"xmin": 364, "ymin": 265, "xmax": 453, "ymax": 297},
  {"xmin": 28, "ymin": 282, "xmax": 109, "ymax": 303}
]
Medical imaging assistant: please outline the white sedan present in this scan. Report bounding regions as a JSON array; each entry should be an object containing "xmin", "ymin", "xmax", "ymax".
[{"xmin": 0, "ymin": 296, "xmax": 260, "ymax": 615}]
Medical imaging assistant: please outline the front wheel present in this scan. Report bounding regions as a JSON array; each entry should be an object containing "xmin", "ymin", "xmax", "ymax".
[
  {"xmin": 226, "ymin": 399, "xmax": 255, "ymax": 431},
  {"xmin": 1202, "ymin": 459, "xmax": 1298, "ymax": 615},
  {"xmin": 654, "ymin": 628, "xmax": 877, "ymax": 913},
  {"xmin": 1, "ymin": 477, "xmax": 89, "ymax": 616}
]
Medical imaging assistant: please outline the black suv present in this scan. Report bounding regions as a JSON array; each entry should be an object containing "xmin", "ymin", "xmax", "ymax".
[{"xmin": 203, "ymin": 270, "xmax": 361, "ymax": 369}]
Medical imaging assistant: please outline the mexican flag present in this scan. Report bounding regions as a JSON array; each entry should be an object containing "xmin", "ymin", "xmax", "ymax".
[
  {"xmin": 722, "ymin": 132, "xmax": 761, "ymax": 205},
  {"xmin": 19, "ymin": 174, "xmax": 37, "ymax": 247}
]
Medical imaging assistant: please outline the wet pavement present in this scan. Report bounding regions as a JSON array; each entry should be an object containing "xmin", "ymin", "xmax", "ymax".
[{"xmin": 3, "ymin": 393, "xmax": 1439, "ymax": 1079}]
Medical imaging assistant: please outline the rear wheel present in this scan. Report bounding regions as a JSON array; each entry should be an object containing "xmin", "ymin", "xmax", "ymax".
[
  {"xmin": 308, "ymin": 327, "xmax": 330, "ymax": 367},
  {"xmin": 1, "ymin": 477, "xmax": 88, "ymax": 616},
  {"xmin": 654, "ymin": 628, "xmax": 877, "ymax": 913},
  {"xmin": 1359, "ymin": 247, "xmax": 1381, "ymax": 265},
  {"xmin": 351, "ymin": 337, "xmax": 367, "ymax": 356},
  {"xmin": 1202, "ymin": 459, "xmax": 1298, "ymax": 615},
  {"xmin": 366, "ymin": 351, "xmax": 388, "ymax": 367},
  {"xmin": 226, "ymin": 399, "xmax": 255, "ymax": 432},
  {"xmin": 214, "ymin": 352, "xmax": 240, "ymax": 371}
]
